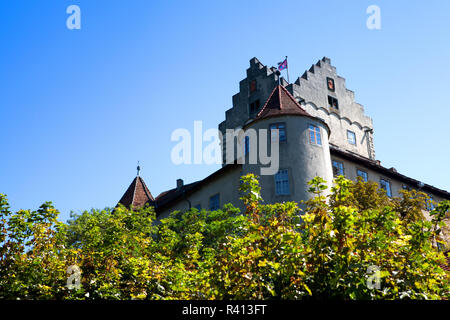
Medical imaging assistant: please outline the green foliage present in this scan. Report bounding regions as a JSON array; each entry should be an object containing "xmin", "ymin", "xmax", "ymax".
[{"xmin": 0, "ymin": 175, "xmax": 448, "ymax": 300}]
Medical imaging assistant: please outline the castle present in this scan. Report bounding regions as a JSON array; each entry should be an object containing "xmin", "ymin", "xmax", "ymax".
[{"xmin": 117, "ymin": 57, "xmax": 450, "ymax": 225}]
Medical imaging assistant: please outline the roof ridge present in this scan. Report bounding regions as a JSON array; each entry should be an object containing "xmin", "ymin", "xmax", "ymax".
[
  {"xmin": 279, "ymin": 85, "xmax": 306, "ymax": 111},
  {"xmin": 131, "ymin": 176, "xmax": 138, "ymax": 207},
  {"xmin": 277, "ymin": 83, "xmax": 282, "ymax": 108},
  {"xmin": 256, "ymin": 85, "xmax": 279, "ymax": 117}
]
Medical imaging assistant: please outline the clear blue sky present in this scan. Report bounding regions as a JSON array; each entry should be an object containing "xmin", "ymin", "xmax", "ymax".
[{"xmin": 1, "ymin": 0, "xmax": 449, "ymax": 222}]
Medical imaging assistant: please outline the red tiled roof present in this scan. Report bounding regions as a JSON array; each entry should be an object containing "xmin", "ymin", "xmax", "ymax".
[
  {"xmin": 255, "ymin": 85, "xmax": 311, "ymax": 120},
  {"xmin": 118, "ymin": 176, "xmax": 154, "ymax": 208},
  {"xmin": 154, "ymin": 181, "xmax": 200, "ymax": 209}
]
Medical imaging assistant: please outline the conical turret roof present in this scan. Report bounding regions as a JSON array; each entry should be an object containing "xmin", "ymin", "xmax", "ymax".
[
  {"xmin": 256, "ymin": 85, "xmax": 311, "ymax": 120},
  {"xmin": 118, "ymin": 176, "xmax": 154, "ymax": 208}
]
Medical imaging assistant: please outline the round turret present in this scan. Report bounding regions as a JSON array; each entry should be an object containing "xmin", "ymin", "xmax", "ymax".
[{"xmin": 242, "ymin": 85, "xmax": 333, "ymax": 204}]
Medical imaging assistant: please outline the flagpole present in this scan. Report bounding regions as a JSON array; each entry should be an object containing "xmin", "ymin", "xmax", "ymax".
[{"xmin": 286, "ymin": 56, "xmax": 290, "ymax": 83}]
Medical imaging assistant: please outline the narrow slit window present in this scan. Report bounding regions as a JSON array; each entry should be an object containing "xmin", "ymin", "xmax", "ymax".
[{"xmin": 244, "ymin": 136, "xmax": 250, "ymax": 155}]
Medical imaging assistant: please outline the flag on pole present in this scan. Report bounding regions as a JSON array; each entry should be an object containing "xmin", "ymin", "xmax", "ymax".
[{"xmin": 278, "ymin": 58, "xmax": 288, "ymax": 71}]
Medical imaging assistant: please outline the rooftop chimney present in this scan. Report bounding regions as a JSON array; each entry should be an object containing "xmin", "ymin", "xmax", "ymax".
[{"xmin": 177, "ymin": 179, "xmax": 184, "ymax": 189}]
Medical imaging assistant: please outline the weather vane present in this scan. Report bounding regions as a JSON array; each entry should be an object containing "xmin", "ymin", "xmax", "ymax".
[{"xmin": 137, "ymin": 161, "xmax": 141, "ymax": 176}]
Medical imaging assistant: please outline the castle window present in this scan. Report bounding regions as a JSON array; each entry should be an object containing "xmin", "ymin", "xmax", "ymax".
[
  {"xmin": 426, "ymin": 196, "xmax": 435, "ymax": 211},
  {"xmin": 332, "ymin": 160, "xmax": 344, "ymax": 176},
  {"xmin": 380, "ymin": 179, "xmax": 392, "ymax": 197},
  {"xmin": 308, "ymin": 124, "xmax": 321, "ymax": 145},
  {"xmin": 270, "ymin": 123, "xmax": 286, "ymax": 142},
  {"xmin": 402, "ymin": 185, "xmax": 412, "ymax": 191},
  {"xmin": 328, "ymin": 96, "xmax": 339, "ymax": 109},
  {"xmin": 327, "ymin": 77, "xmax": 335, "ymax": 92},
  {"xmin": 275, "ymin": 169, "xmax": 290, "ymax": 195},
  {"xmin": 347, "ymin": 130, "xmax": 356, "ymax": 145},
  {"xmin": 249, "ymin": 80, "xmax": 257, "ymax": 93},
  {"xmin": 209, "ymin": 193, "xmax": 220, "ymax": 211},
  {"xmin": 250, "ymin": 100, "xmax": 260, "ymax": 114},
  {"xmin": 244, "ymin": 136, "xmax": 250, "ymax": 155},
  {"xmin": 357, "ymin": 169, "xmax": 368, "ymax": 182}
]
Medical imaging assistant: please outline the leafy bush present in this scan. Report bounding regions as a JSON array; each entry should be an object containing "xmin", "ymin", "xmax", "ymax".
[{"xmin": 0, "ymin": 175, "xmax": 448, "ymax": 299}]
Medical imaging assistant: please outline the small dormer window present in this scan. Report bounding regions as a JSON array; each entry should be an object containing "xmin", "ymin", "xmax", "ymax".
[
  {"xmin": 249, "ymin": 80, "xmax": 257, "ymax": 93},
  {"xmin": 327, "ymin": 77, "xmax": 335, "ymax": 92},
  {"xmin": 328, "ymin": 96, "xmax": 339, "ymax": 109}
]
